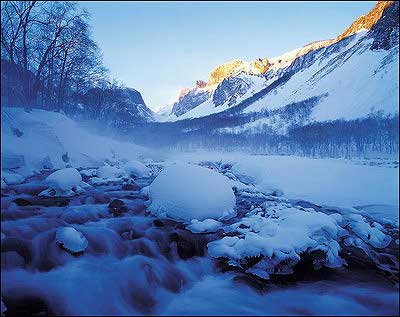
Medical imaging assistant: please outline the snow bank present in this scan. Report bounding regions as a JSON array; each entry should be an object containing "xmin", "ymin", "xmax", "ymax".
[
  {"xmin": 166, "ymin": 151, "xmax": 399, "ymax": 222},
  {"xmin": 1, "ymin": 107, "xmax": 152, "ymax": 172},
  {"xmin": 123, "ymin": 160, "xmax": 150, "ymax": 178},
  {"xmin": 55, "ymin": 227, "xmax": 88, "ymax": 253},
  {"xmin": 40, "ymin": 168, "xmax": 82, "ymax": 197},
  {"xmin": 148, "ymin": 163, "xmax": 236, "ymax": 221}
]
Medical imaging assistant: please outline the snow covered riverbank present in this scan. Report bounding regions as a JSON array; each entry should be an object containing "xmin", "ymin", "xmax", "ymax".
[{"xmin": 166, "ymin": 151, "xmax": 399, "ymax": 224}]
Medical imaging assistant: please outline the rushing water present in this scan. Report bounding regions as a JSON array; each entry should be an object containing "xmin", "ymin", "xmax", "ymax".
[{"xmin": 1, "ymin": 169, "xmax": 399, "ymax": 316}]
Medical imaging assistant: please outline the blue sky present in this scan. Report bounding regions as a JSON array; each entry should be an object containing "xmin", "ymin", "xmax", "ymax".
[{"xmin": 81, "ymin": 1, "xmax": 376, "ymax": 111}]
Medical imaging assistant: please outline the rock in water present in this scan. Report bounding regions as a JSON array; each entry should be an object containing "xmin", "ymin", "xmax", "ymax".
[
  {"xmin": 148, "ymin": 163, "xmax": 236, "ymax": 221},
  {"xmin": 108, "ymin": 199, "xmax": 128, "ymax": 217},
  {"xmin": 56, "ymin": 227, "xmax": 88, "ymax": 253},
  {"xmin": 123, "ymin": 160, "xmax": 150, "ymax": 178},
  {"xmin": 40, "ymin": 168, "xmax": 82, "ymax": 197}
]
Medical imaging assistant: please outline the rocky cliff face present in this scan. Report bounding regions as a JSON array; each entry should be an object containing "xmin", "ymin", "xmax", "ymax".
[
  {"xmin": 369, "ymin": 1, "xmax": 399, "ymax": 50},
  {"xmin": 170, "ymin": 88, "xmax": 210, "ymax": 117},
  {"xmin": 80, "ymin": 87, "xmax": 154, "ymax": 130},
  {"xmin": 213, "ymin": 75, "xmax": 253, "ymax": 107},
  {"xmin": 206, "ymin": 58, "xmax": 270, "ymax": 87}
]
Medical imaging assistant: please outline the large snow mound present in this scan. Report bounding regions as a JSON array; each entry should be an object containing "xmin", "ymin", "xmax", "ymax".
[{"xmin": 148, "ymin": 163, "xmax": 236, "ymax": 221}]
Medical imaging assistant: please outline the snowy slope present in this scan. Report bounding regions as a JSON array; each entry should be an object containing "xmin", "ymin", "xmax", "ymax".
[
  {"xmin": 1, "ymin": 107, "xmax": 153, "ymax": 173},
  {"xmin": 244, "ymin": 33, "xmax": 399, "ymax": 122},
  {"xmin": 157, "ymin": 1, "xmax": 398, "ymax": 130}
]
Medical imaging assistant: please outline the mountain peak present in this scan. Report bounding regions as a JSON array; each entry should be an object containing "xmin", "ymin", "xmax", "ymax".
[
  {"xmin": 200, "ymin": 1, "xmax": 396, "ymax": 90},
  {"xmin": 335, "ymin": 1, "xmax": 394, "ymax": 42}
]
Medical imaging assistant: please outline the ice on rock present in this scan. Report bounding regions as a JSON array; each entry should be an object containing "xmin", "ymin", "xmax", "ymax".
[
  {"xmin": 1, "ymin": 170, "xmax": 25, "ymax": 185},
  {"xmin": 208, "ymin": 207, "xmax": 345, "ymax": 275},
  {"xmin": 344, "ymin": 214, "xmax": 392, "ymax": 248},
  {"xmin": 39, "ymin": 168, "xmax": 83, "ymax": 197},
  {"xmin": 80, "ymin": 168, "xmax": 97, "ymax": 177},
  {"xmin": 88, "ymin": 165, "xmax": 126, "ymax": 185},
  {"xmin": 148, "ymin": 163, "xmax": 236, "ymax": 221},
  {"xmin": 123, "ymin": 160, "xmax": 150, "ymax": 178},
  {"xmin": 141, "ymin": 186, "xmax": 150, "ymax": 196},
  {"xmin": 56, "ymin": 227, "xmax": 88, "ymax": 253},
  {"xmin": 97, "ymin": 165, "xmax": 124, "ymax": 179},
  {"xmin": 186, "ymin": 219, "xmax": 223, "ymax": 233}
]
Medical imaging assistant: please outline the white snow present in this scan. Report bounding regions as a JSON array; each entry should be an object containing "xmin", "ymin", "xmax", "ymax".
[
  {"xmin": 160, "ymin": 32, "xmax": 398, "ymax": 125},
  {"xmin": 1, "ymin": 107, "xmax": 152, "ymax": 172},
  {"xmin": 40, "ymin": 168, "xmax": 82, "ymax": 197},
  {"xmin": 80, "ymin": 168, "xmax": 97, "ymax": 177},
  {"xmin": 343, "ymin": 213, "xmax": 392, "ymax": 248},
  {"xmin": 96, "ymin": 165, "xmax": 124, "ymax": 179},
  {"xmin": 186, "ymin": 219, "xmax": 223, "ymax": 233},
  {"xmin": 164, "ymin": 151, "xmax": 399, "ymax": 223},
  {"xmin": 55, "ymin": 227, "xmax": 88, "ymax": 253},
  {"xmin": 141, "ymin": 186, "xmax": 150, "ymax": 197},
  {"xmin": 1, "ymin": 170, "xmax": 25, "ymax": 185},
  {"xmin": 148, "ymin": 163, "xmax": 236, "ymax": 221},
  {"xmin": 208, "ymin": 207, "xmax": 344, "ymax": 271},
  {"xmin": 123, "ymin": 160, "xmax": 150, "ymax": 178},
  {"xmin": 244, "ymin": 34, "xmax": 399, "ymax": 121}
]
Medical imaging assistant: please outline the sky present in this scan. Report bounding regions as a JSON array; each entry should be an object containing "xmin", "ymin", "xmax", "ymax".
[{"xmin": 81, "ymin": 1, "xmax": 376, "ymax": 111}]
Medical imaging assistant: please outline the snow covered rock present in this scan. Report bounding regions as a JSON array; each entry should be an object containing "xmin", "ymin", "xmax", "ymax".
[
  {"xmin": 55, "ymin": 227, "xmax": 88, "ymax": 253},
  {"xmin": 80, "ymin": 168, "xmax": 97, "ymax": 177},
  {"xmin": 39, "ymin": 168, "xmax": 82, "ymax": 197},
  {"xmin": 148, "ymin": 163, "xmax": 236, "ymax": 221},
  {"xmin": 123, "ymin": 160, "xmax": 150, "ymax": 178},
  {"xmin": 141, "ymin": 186, "xmax": 150, "ymax": 197},
  {"xmin": 344, "ymin": 214, "xmax": 392, "ymax": 248},
  {"xmin": 97, "ymin": 165, "xmax": 124, "ymax": 179},
  {"xmin": 186, "ymin": 219, "xmax": 223, "ymax": 233},
  {"xmin": 208, "ymin": 207, "xmax": 345, "ymax": 277},
  {"xmin": 1, "ymin": 170, "xmax": 25, "ymax": 185}
]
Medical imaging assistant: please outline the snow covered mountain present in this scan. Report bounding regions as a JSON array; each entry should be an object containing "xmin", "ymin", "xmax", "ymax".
[{"xmin": 156, "ymin": 1, "xmax": 398, "ymax": 128}]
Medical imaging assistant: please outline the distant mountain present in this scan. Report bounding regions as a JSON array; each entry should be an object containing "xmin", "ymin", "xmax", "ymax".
[
  {"xmin": 75, "ymin": 86, "xmax": 155, "ymax": 130},
  {"xmin": 157, "ymin": 1, "xmax": 398, "ymax": 124},
  {"xmin": 142, "ymin": 1, "xmax": 398, "ymax": 156}
]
